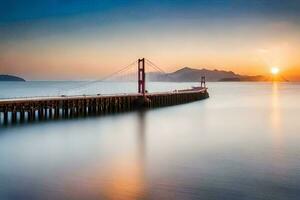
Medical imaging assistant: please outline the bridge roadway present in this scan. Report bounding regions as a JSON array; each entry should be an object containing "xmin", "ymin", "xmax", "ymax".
[{"xmin": 0, "ymin": 88, "xmax": 209, "ymax": 125}]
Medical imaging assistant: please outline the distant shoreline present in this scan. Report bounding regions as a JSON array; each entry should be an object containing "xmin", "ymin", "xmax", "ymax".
[{"xmin": 1, "ymin": 79, "xmax": 292, "ymax": 82}]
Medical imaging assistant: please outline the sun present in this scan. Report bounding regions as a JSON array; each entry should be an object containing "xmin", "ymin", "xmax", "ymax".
[{"xmin": 271, "ymin": 67, "xmax": 280, "ymax": 75}]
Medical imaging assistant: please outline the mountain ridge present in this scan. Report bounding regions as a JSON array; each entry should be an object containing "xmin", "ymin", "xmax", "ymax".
[{"xmin": 145, "ymin": 67, "xmax": 266, "ymax": 82}]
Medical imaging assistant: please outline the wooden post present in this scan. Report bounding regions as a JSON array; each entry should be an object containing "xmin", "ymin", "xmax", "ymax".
[
  {"xmin": 3, "ymin": 110, "xmax": 8, "ymax": 124},
  {"xmin": 38, "ymin": 107, "xmax": 42, "ymax": 120},
  {"xmin": 49, "ymin": 107, "xmax": 53, "ymax": 119},
  {"xmin": 83, "ymin": 100, "xmax": 87, "ymax": 116},
  {"xmin": 20, "ymin": 110, "xmax": 25, "ymax": 123},
  {"xmin": 75, "ymin": 100, "xmax": 79, "ymax": 117},
  {"xmin": 55, "ymin": 106, "xmax": 59, "ymax": 119},
  {"xmin": 70, "ymin": 101, "xmax": 74, "ymax": 118},
  {"xmin": 12, "ymin": 110, "xmax": 17, "ymax": 123}
]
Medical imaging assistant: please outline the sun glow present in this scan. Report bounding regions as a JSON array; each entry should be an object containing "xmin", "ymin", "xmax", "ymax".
[{"xmin": 271, "ymin": 67, "xmax": 280, "ymax": 75}]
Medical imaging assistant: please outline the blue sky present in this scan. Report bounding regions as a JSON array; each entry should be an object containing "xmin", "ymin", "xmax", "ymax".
[{"xmin": 1, "ymin": 0, "xmax": 299, "ymax": 24}]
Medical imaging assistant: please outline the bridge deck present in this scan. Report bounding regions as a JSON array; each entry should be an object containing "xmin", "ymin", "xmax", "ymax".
[
  {"xmin": 0, "ymin": 88, "xmax": 207, "ymax": 104},
  {"xmin": 0, "ymin": 88, "xmax": 209, "ymax": 125}
]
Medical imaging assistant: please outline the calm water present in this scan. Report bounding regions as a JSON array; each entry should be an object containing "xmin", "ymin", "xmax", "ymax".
[{"xmin": 0, "ymin": 82, "xmax": 300, "ymax": 200}]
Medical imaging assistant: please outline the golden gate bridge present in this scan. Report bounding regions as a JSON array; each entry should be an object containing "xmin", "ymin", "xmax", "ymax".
[{"xmin": 0, "ymin": 58, "xmax": 209, "ymax": 126}]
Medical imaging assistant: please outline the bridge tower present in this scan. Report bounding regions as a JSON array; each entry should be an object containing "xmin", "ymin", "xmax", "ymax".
[
  {"xmin": 201, "ymin": 76, "xmax": 206, "ymax": 88},
  {"xmin": 138, "ymin": 58, "xmax": 146, "ymax": 95}
]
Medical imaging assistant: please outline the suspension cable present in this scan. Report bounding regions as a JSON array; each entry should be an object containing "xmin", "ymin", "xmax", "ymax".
[
  {"xmin": 145, "ymin": 58, "xmax": 174, "ymax": 81},
  {"xmin": 59, "ymin": 60, "xmax": 138, "ymax": 94},
  {"xmin": 145, "ymin": 58, "xmax": 167, "ymax": 74}
]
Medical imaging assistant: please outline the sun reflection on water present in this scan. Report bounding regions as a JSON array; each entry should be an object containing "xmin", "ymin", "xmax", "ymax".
[
  {"xmin": 270, "ymin": 82, "xmax": 286, "ymax": 173},
  {"xmin": 271, "ymin": 82, "xmax": 280, "ymax": 131}
]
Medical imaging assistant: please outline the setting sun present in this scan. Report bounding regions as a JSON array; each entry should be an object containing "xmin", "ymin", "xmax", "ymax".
[{"xmin": 271, "ymin": 67, "xmax": 280, "ymax": 75}]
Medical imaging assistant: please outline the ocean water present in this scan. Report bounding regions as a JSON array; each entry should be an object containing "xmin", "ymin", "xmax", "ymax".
[{"xmin": 0, "ymin": 81, "xmax": 300, "ymax": 200}]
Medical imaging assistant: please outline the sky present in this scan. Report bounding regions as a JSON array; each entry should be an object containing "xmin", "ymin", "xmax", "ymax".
[{"xmin": 0, "ymin": 0, "xmax": 300, "ymax": 80}]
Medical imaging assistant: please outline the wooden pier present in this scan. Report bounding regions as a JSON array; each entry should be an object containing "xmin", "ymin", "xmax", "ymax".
[{"xmin": 0, "ymin": 88, "xmax": 209, "ymax": 125}]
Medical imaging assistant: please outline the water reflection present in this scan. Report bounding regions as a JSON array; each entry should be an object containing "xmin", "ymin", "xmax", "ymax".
[
  {"xmin": 64, "ymin": 111, "xmax": 148, "ymax": 199},
  {"xmin": 99, "ymin": 158, "xmax": 146, "ymax": 199},
  {"xmin": 57, "ymin": 112, "xmax": 147, "ymax": 200},
  {"xmin": 102, "ymin": 111, "xmax": 147, "ymax": 199},
  {"xmin": 270, "ymin": 82, "xmax": 286, "ymax": 174},
  {"xmin": 271, "ymin": 82, "xmax": 282, "ymax": 144},
  {"xmin": 137, "ymin": 111, "xmax": 147, "ymax": 168}
]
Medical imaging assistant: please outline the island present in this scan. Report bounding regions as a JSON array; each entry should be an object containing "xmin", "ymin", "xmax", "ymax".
[{"xmin": 0, "ymin": 75, "xmax": 25, "ymax": 82}]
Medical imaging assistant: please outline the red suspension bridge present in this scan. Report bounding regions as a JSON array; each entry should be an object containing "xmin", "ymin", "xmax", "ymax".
[{"xmin": 0, "ymin": 58, "xmax": 209, "ymax": 125}]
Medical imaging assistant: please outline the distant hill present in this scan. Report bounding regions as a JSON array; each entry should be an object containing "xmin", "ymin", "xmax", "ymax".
[
  {"xmin": 0, "ymin": 75, "xmax": 25, "ymax": 81},
  {"xmin": 144, "ymin": 67, "xmax": 266, "ymax": 82},
  {"xmin": 219, "ymin": 75, "xmax": 266, "ymax": 82}
]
